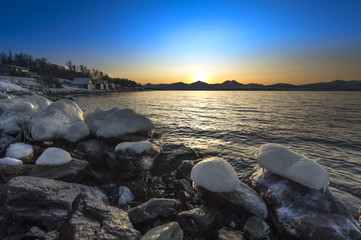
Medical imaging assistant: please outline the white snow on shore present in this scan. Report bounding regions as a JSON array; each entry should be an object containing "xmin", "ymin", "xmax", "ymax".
[
  {"xmin": 0, "ymin": 80, "xmax": 29, "ymax": 92},
  {"xmin": 0, "ymin": 157, "xmax": 23, "ymax": 166},
  {"xmin": 115, "ymin": 141, "xmax": 153, "ymax": 154},
  {"xmin": 30, "ymin": 99, "xmax": 89, "ymax": 142},
  {"xmin": 191, "ymin": 157, "xmax": 239, "ymax": 193},
  {"xmin": 85, "ymin": 108, "xmax": 154, "ymax": 137},
  {"xmin": 257, "ymin": 143, "xmax": 329, "ymax": 190},
  {"xmin": 6, "ymin": 143, "xmax": 33, "ymax": 160},
  {"xmin": 36, "ymin": 147, "xmax": 71, "ymax": 165}
]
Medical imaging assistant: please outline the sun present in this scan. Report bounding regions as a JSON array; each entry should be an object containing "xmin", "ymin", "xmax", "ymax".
[{"xmin": 195, "ymin": 73, "xmax": 207, "ymax": 83}]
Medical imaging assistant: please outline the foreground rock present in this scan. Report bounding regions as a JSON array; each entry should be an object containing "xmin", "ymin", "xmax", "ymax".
[
  {"xmin": 176, "ymin": 207, "xmax": 216, "ymax": 237},
  {"xmin": 29, "ymin": 159, "xmax": 91, "ymax": 183},
  {"xmin": 61, "ymin": 192, "xmax": 140, "ymax": 240},
  {"xmin": 198, "ymin": 181, "xmax": 268, "ymax": 219},
  {"xmin": 76, "ymin": 139, "xmax": 109, "ymax": 169},
  {"xmin": 0, "ymin": 164, "xmax": 34, "ymax": 182},
  {"xmin": 249, "ymin": 167, "xmax": 361, "ymax": 239},
  {"xmin": 3, "ymin": 176, "xmax": 107, "ymax": 230},
  {"xmin": 141, "ymin": 222, "xmax": 183, "ymax": 240},
  {"xmin": 151, "ymin": 144, "xmax": 198, "ymax": 176},
  {"xmin": 243, "ymin": 216, "xmax": 270, "ymax": 239},
  {"xmin": 128, "ymin": 198, "xmax": 180, "ymax": 224}
]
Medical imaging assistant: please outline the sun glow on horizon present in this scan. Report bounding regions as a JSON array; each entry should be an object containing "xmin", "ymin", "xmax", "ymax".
[{"xmin": 195, "ymin": 73, "xmax": 207, "ymax": 83}]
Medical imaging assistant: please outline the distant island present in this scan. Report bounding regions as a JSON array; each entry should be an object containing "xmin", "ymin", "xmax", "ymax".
[{"xmin": 144, "ymin": 80, "xmax": 361, "ymax": 91}]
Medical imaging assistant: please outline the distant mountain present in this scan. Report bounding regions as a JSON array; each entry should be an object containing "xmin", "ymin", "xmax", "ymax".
[{"xmin": 143, "ymin": 80, "xmax": 361, "ymax": 91}]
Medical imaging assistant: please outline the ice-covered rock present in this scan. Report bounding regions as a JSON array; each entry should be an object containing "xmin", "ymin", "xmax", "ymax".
[
  {"xmin": 0, "ymin": 80, "xmax": 29, "ymax": 93},
  {"xmin": 249, "ymin": 167, "xmax": 361, "ymax": 239},
  {"xmin": 0, "ymin": 157, "xmax": 23, "ymax": 166},
  {"xmin": 118, "ymin": 186, "xmax": 134, "ymax": 205},
  {"xmin": 36, "ymin": 147, "xmax": 71, "ymax": 166},
  {"xmin": 30, "ymin": 99, "xmax": 89, "ymax": 142},
  {"xmin": 257, "ymin": 143, "xmax": 329, "ymax": 190},
  {"xmin": 6, "ymin": 143, "xmax": 33, "ymax": 162},
  {"xmin": 0, "ymin": 95, "xmax": 51, "ymax": 134},
  {"xmin": 85, "ymin": 108, "xmax": 154, "ymax": 137},
  {"xmin": 115, "ymin": 140, "xmax": 153, "ymax": 154},
  {"xmin": 191, "ymin": 157, "xmax": 239, "ymax": 193}
]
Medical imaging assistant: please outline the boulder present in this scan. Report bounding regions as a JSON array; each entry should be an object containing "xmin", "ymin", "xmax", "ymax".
[
  {"xmin": 29, "ymin": 159, "xmax": 91, "ymax": 183},
  {"xmin": 176, "ymin": 160, "xmax": 195, "ymax": 180},
  {"xmin": 0, "ymin": 164, "xmax": 34, "ymax": 182},
  {"xmin": 218, "ymin": 227, "xmax": 245, "ymax": 240},
  {"xmin": 118, "ymin": 186, "xmax": 134, "ymax": 205},
  {"xmin": 249, "ymin": 167, "xmax": 361, "ymax": 239},
  {"xmin": 198, "ymin": 182, "xmax": 268, "ymax": 219},
  {"xmin": 151, "ymin": 144, "xmax": 198, "ymax": 176},
  {"xmin": 61, "ymin": 192, "xmax": 140, "ymax": 240},
  {"xmin": 243, "ymin": 216, "xmax": 270, "ymax": 239},
  {"xmin": 6, "ymin": 143, "xmax": 34, "ymax": 164},
  {"xmin": 36, "ymin": 147, "xmax": 71, "ymax": 166},
  {"xmin": 113, "ymin": 141, "xmax": 162, "ymax": 172},
  {"xmin": 128, "ymin": 198, "xmax": 180, "ymax": 224},
  {"xmin": 3, "ymin": 176, "xmax": 107, "ymax": 230},
  {"xmin": 141, "ymin": 221, "xmax": 183, "ymax": 240},
  {"xmin": 176, "ymin": 207, "xmax": 216, "ymax": 237},
  {"xmin": 76, "ymin": 139, "xmax": 109, "ymax": 169}
]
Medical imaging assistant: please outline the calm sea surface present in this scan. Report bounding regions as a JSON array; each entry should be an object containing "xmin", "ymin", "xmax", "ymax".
[{"xmin": 75, "ymin": 91, "xmax": 361, "ymax": 211}]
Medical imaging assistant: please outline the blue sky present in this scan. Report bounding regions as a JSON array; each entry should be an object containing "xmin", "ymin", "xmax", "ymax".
[{"xmin": 1, "ymin": 0, "xmax": 361, "ymax": 84}]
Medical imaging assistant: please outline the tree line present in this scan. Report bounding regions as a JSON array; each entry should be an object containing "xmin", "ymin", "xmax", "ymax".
[{"xmin": 0, "ymin": 51, "xmax": 141, "ymax": 87}]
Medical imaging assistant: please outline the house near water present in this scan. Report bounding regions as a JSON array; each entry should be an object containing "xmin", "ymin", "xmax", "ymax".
[{"xmin": 71, "ymin": 78, "xmax": 95, "ymax": 89}]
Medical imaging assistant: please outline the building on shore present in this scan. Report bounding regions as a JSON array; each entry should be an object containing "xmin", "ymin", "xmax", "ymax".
[
  {"xmin": 71, "ymin": 78, "xmax": 95, "ymax": 89},
  {"xmin": 0, "ymin": 64, "xmax": 30, "ymax": 77}
]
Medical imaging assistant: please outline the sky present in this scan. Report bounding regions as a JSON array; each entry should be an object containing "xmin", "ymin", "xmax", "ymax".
[{"xmin": 1, "ymin": 0, "xmax": 361, "ymax": 85}]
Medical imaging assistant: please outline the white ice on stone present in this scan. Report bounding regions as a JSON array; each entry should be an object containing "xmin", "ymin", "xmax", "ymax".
[
  {"xmin": 6, "ymin": 143, "xmax": 33, "ymax": 160},
  {"xmin": 35, "ymin": 147, "xmax": 71, "ymax": 166},
  {"xmin": 115, "ymin": 141, "xmax": 153, "ymax": 154},
  {"xmin": 0, "ymin": 80, "xmax": 29, "ymax": 92},
  {"xmin": 118, "ymin": 186, "xmax": 134, "ymax": 205},
  {"xmin": 0, "ymin": 157, "xmax": 23, "ymax": 166},
  {"xmin": 85, "ymin": 108, "xmax": 154, "ymax": 137},
  {"xmin": 30, "ymin": 99, "xmax": 89, "ymax": 142},
  {"xmin": 257, "ymin": 143, "xmax": 329, "ymax": 190},
  {"xmin": 0, "ymin": 95, "xmax": 51, "ymax": 134},
  {"xmin": 191, "ymin": 157, "xmax": 239, "ymax": 193}
]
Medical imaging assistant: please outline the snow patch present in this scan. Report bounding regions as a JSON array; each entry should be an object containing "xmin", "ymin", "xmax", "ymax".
[
  {"xmin": 85, "ymin": 108, "xmax": 154, "ymax": 137},
  {"xmin": 0, "ymin": 80, "xmax": 29, "ymax": 92},
  {"xmin": 0, "ymin": 157, "xmax": 23, "ymax": 166},
  {"xmin": 36, "ymin": 147, "xmax": 71, "ymax": 166},
  {"xmin": 115, "ymin": 141, "xmax": 153, "ymax": 154},
  {"xmin": 191, "ymin": 157, "xmax": 239, "ymax": 193},
  {"xmin": 30, "ymin": 99, "xmax": 89, "ymax": 142},
  {"xmin": 6, "ymin": 143, "xmax": 33, "ymax": 159},
  {"xmin": 257, "ymin": 143, "xmax": 329, "ymax": 190}
]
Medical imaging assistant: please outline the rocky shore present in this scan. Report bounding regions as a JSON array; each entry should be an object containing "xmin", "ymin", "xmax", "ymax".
[{"xmin": 0, "ymin": 90, "xmax": 360, "ymax": 240}]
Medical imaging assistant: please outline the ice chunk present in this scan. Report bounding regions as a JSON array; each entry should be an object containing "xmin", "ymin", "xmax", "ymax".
[
  {"xmin": 0, "ymin": 157, "xmax": 23, "ymax": 166},
  {"xmin": 118, "ymin": 186, "xmax": 134, "ymax": 205},
  {"xmin": 0, "ymin": 95, "xmax": 51, "ymax": 134},
  {"xmin": 191, "ymin": 157, "xmax": 239, "ymax": 193},
  {"xmin": 30, "ymin": 99, "xmax": 89, "ymax": 142},
  {"xmin": 85, "ymin": 108, "xmax": 154, "ymax": 137},
  {"xmin": 257, "ymin": 143, "xmax": 329, "ymax": 190},
  {"xmin": 6, "ymin": 143, "xmax": 33, "ymax": 160},
  {"xmin": 115, "ymin": 141, "xmax": 153, "ymax": 154},
  {"xmin": 36, "ymin": 147, "xmax": 71, "ymax": 166}
]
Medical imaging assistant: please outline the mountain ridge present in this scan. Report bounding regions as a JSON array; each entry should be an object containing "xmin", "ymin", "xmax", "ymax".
[{"xmin": 144, "ymin": 80, "xmax": 361, "ymax": 90}]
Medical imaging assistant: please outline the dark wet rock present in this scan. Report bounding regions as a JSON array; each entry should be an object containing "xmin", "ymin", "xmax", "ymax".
[
  {"xmin": 141, "ymin": 221, "xmax": 183, "ymax": 240},
  {"xmin": 123, "ymin": 175, "xmax": 149, "ymax": 200},
  {"xmin": 359, "ymin": 207, "xmax": 361, "ymax": 222},
  {"xmin": 24, "ymin": 226, "xmax": 47, "ymax": 239},
  {"xmin": 0, "ymin": 164, "xmax": 34, "ymax": 182},
  {"xmin": 151, "ymin": 144, "xmax": 198, "ymax": 176},
  {"xmin": 249, "ymin": 167, "xmax": 361, "ymax": 239},
  {"xmin": 76, "ymin": 139, "xmax": 109, "ymax": 169},
  {"xmin": 61, "ymin": 192, "xmax": 140, "ymax": 240},
  {"xmin": 243, "ymin": 216, "xmax": 270, "ymax": 239},
  {"xmin": 218, "ymin": 227, "xmax": 245, "ymax": 240},
  {"xmin": 174, "ymin": 179, "xmax": 193, "ymax": 193},
  {"xmin": 176, "ymin": 160, "xmax": 195, "ymax": 180},
  {"xmin": 176, "ymin": 206, "xmax": 216, "ymax": 237},
  {"xmin": 29, "ymin": 159, "xmax": 91, "ymax": 183},
  {"xmin": 198, "ymin": 182, "xmax": 268, "ymax": 219},
  {"xmin": 3, "ymin": 176, "xmax": 107, "ymax": 230},
  {"xmin": 128, "ymin": 198, "xmax": 180, "ymax": 224}
]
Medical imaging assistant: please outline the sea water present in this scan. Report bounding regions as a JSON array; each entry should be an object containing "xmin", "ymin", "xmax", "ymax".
[{"xmin": 75, "ymin": 91, "xmax": 361, "ymax": 214}]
